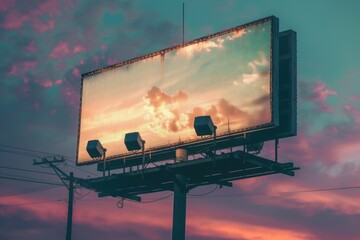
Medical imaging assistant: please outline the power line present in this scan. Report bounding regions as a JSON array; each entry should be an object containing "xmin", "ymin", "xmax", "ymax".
[
  {"xmin": 0, "ymin": 172, "xmax": 60, "ymax": 184},
  {"xmin": 63, "ymin": 162, "xmax": 97, "ymax": 177},
  {"xmin": 188, "ymin": 185, "xmax": 218, "ymax": 196},
  {"xmin": 0, "ymin": 144, "xmax": 69, "ymax": 158},
  {"xmin": 0, "ymin": 149, "xmax": 42, "ymax": 158},
  {"xmin": 191, "ymin": 185, "xmax": 360, "ymax": 199},
  {"xmin": 141, "ymin": 193, "xmax": 174, "ymax": 203},
  {"xmin": 1, "ymin": 199, "xmax": 64, "ymax": 207},
  {"xmin": 0, "ymin": 185, "xmax": 61, "ymax": 198},
  {"xmin": 0, "ymin": 175, "xmax": 63, "ymax": 186},
  {"xmin": 0, "ymin": 165, "xmax": 57, "ymax": 176},
  {"xmin": 0, "ymin": 143, "xmax": 98, "ymax": 177}
]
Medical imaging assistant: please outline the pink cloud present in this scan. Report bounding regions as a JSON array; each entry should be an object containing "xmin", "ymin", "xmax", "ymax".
[
  {"xmin": 33, "ymin": 19, "xmax": 55, "ymax": 33},
  {"xmin": 350, "ymin": 95, "xmax": 360, "ymax": 101},
  {"xmin": 310, "ymin": 82, "xmax": 337, "ymax": 112},
  {"xmin": 7, "ymin": 61, "xmax": 38, "ymax": 76},
  {"xmin": 259, "ymin": 182, "xmax": 360, "ymax": 216},
  {"xmin": 0, "ymin": 195, "xmax": 67, "ymax": 222},
  {"xmin": 107, "ymin": 57, "xmax": 118, "ymax": 65},
  {"xmin": 0, "ymin": 0, "xmax": 15, "ymax": 11},
  {"xmin": 300, "ymin": 81, "xmax": 338, "ymax": 113},
  {"xmin": 7, "ymin": 64, "xmax": 19, "ymax": 76},
  {"xmin": 1, "ymin": 11, "xmax": 24, "ymax": 29},
  {"xmin": 55, "ymin": 79, "xmax": 63, "ymax": 85},
  {"xmin": 187, "ymin": 215, "xmax": 314, "ymax": 240},
  {"xmin": 73, "ymin": 44, "xmax": 86, "ymax": 54},
  {"xmin": 72, "ymin": 68, "xmax": 81, "ymax": 77},
  {"xmin": 0, "ymin": 0, "xmax": 59, "ymax": 32},
  {"xmin": 42, "ymin": 80, "xmax": 53, "ymax": 88},
  {"xmin": 344, "ymin": 104, "xmax": 360, "ymax": 123},
  {"xmin": 25, "ymin": 41, "xmax": 38, "ymax": 52},
  {"xmin": 62, "ymin": 85, "xmax": 79, "ymax": 108},
  {"xmin": 49, "ymin": 41, "xmax": 71, "ymax": 58},
  {"xmin": 34, "ymin": 79, "xmax": 63, "ymax": 88}
]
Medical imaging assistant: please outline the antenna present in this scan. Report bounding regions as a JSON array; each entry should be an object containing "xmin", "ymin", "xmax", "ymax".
[
  {"xmin": 227, "ymin": 117, "xmax": 230, "ymax": 133},
  {"xmin": 182, "ymin": 2, "xmax": 185, "ymax": 44}
]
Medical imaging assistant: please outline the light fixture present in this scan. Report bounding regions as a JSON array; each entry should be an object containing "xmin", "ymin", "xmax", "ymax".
[
  {"xmin": 124, "ymin": 132, "xmax": 144, "ymax": 151},
  {"xmin": 86, "ymin": 139, "xmax": 107, "ymax": 177},
  {"xmin": 86, "ymin": 140, "xmax": 106, "ymax": 158},
  {"xmin": 194, "ymin": 115, "xmax": 216, "ymax": 136},
  {"xmin": 194, "ymin": 115, "xmax": 217, "ymax": 157},
  {"xmin": 124, "ymin": 132, "xmax": 146, "ymax": 175}
]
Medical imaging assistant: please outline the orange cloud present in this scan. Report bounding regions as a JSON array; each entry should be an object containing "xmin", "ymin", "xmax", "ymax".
[
  {"xmin": 260, "ymin": 182, "xmax": 360, "ymax": 215},
  {"xmin": 187, "ymin": 216, "xmax": 315, "ymax": 240}
]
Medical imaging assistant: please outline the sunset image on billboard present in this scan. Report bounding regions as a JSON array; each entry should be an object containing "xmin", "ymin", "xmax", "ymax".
[{"xmin": 77, "ymin": 17, "xmax": 277, "ymax": 165}]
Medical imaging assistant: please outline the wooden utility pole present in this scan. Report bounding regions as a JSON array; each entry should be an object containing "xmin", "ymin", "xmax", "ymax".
[{"xmin": 66, "ymin": 172, "xmax": 74, "ymax": 240}]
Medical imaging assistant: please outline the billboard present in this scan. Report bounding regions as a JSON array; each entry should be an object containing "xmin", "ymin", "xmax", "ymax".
[{"xmin": 77, "ymin": 16, "xmax": 279, "ymax": 166}]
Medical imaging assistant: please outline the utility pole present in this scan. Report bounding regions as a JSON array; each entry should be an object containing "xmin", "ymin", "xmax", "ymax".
[
  {"xmin": 66, "ymin": 172, "xmax": 74, "ymax": 240},
  {"xmin": 33, "ymin": 158, "xmax": 74, "ymax": 240}
]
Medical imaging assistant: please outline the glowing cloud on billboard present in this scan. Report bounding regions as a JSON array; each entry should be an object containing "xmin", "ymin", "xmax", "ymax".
[{"xmin": 77, "ymin": 17, "xmax": 278, "ymax": 165}]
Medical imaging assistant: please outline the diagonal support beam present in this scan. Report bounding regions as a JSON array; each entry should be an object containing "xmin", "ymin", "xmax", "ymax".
[{"xmin": 98, "ymin": 191, "xmax": 141, "ymax": 202}]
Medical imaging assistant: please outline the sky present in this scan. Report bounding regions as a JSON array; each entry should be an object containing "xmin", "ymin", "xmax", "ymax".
[
  {"xmin": 0, "ymin": 0, "xmax": 360, "ymax": 239},
  {"xmin": 78, "ymin": 19, "xmax": 272, "ymax": 164}
]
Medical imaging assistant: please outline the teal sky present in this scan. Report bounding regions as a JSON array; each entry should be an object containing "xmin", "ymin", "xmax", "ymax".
[{"xmin": 1, "ymin": 1, "xmax": 360, "ymax": 240}]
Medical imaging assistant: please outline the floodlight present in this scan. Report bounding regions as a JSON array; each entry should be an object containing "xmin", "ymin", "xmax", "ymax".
[
  {"xmin": 194, "ymin": 116, "xmax": 216, "ymax": 136},
  {"xmin": 124, "ymin": 132, "xmax": 146, "ymax": 175},
  {"xmin": 246, "ymin": 142, "xmax": 264, "ymax": 154},
  {"xmin": 86, "ymin": 140, "xmax": 105, "ymax": 158},
  {"xmin": 124, "ymin": 132, "xmax": 144, "ymax": 151}
]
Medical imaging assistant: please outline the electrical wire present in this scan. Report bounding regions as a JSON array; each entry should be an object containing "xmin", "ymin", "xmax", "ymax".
[
  {"xmin": 193, "ymin": 185, "xmax": 360, "ymax": 199},
  {"xmin": 0, "ymin": 144, "xmax": 69, "ymax": 158},
  {"xmin": 63, "ymin": 162, "xmax": 97, "ymax": 177},
  {"xmin": 1, "ymin": 199, "xmax": 64, "ymax": 207},
  {"xmin": 0, "ymin": 149, "xmax": 43, "ymax": 158},
  {"xmin": 0, "ymin": 171, "xmax": 59, "ymax": 184},
  {"xmin": 140, "ymin": 193, "xmax": 174, "ymax": 203},
  {"xmin": 0, "ymin": 165, "xmax": 57, "ymax": 176},
  {"xmin": 0, "ymin": 143, "xmax": 101, "ymax": 178},
  {"xmin": 74, "ymin": 184, "xmax": 91, "ymax": 200},
  {"xmin": 188, "ymin": 185, "xmax": 218, "ymax": 196},
  {"xmin": 0, "ymin": 185, "xmax": 61, "ymax": 198},
  {"xmin": 0, "ymin": 175, "xmax": 63, "ymax": 186}
]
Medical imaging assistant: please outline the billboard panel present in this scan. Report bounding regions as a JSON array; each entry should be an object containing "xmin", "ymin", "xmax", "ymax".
[{"xmin": 77, "ymin": 16, "xmax": 279, "ymax": 166}]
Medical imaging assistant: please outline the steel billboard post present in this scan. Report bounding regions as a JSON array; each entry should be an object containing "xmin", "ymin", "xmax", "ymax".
[{"xmin": 172, "ymin": 149, "xmax": 188, "ymax": 240}]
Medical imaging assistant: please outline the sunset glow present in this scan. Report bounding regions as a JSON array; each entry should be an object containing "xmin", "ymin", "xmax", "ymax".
[{"xmin": 78, "ymin": 20, "xmax": 273, "ymax": 164}]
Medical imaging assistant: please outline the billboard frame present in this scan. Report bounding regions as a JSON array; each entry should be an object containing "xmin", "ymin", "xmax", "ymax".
[{"xmin": 76, "ymin": 16, "xmax": 280, "ymax": 167}]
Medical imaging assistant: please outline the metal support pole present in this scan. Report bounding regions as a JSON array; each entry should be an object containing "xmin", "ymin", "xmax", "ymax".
[
  {"xmin": 66, "ymin": 172, "xmax": 74, "ymax": 240},
  {"xmin": 172, "ymin": 149, "xmax": 187, "ymax": 240},
  {"xmin": 275, "ymin": 138, "xmax": 279, "ymax": 163},
  {"xmin": 243, "ymin": 133, "xmax": 246, "ymax": 152},
  {"xmin": 142, "ymin": 140, "xmax": 146, "ymax": 178},
  {"xmin": 213, "ymin": 126, "xmax": 217, "ymax": 156},
  {"xmin": 102, "ymin": 148, "xmax": 107, "ymax": 177}
]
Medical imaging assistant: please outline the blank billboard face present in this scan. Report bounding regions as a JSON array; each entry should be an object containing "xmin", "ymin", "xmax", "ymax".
[{"xmin": 77, "ymin": 17, "xmax": 278, "ymax": 165}]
